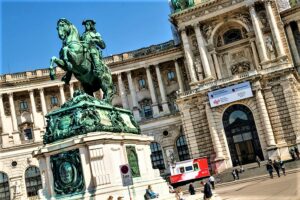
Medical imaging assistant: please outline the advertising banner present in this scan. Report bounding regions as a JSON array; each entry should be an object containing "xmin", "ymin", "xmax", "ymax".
[{"xmin": 208, "ymin": 81, "xmax": 253, "ymax": 108}]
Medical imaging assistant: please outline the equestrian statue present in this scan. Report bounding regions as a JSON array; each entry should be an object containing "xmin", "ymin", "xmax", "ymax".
[{"xmin": 49, "ymin": 18, "xmax": 113, "ymax": 103}]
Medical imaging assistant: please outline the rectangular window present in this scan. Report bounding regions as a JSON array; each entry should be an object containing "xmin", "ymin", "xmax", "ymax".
[
  {"xmin": 24, "ymin": 128, "xmax": 33, "ymax": 140},
  {"xmin": 185, "ymin": 165, "xmax": 193, "ymax": 172},
  {"xmin": 179, "ymin": 167, "xmax": 185, "ymax": 174},
  {"xmin": 193, "ymin": 163, "xmax": 199, "ymax": 171},
  {"xmin": 20, "ymin": 101, "xmax": 28, "ymax": 111}
]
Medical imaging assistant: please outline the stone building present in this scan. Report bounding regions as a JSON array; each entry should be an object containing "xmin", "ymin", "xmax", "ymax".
[{"xmin": 1, "ymin": 0, "xmax": 300, "ymax": 199}]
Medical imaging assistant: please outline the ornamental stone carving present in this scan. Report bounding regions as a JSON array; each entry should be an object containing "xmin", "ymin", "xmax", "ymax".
[{"xmin": 231, "ymin": 61, "xmax": 251, "ymax": 75}]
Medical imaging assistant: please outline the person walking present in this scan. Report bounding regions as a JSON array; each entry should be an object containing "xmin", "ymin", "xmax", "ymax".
[
  {"xmin": 279, "ymin": 158, "xmax": 286, "ymax": 176},
  {"xmin": 201, "ymin": 180, "xmax": 213, "ymax": 200},
  {"xmin": 273, "ymin": 159, "xmax": 281, "ymax": 177},
  {"xmin": 208, "ymin": 175, "xmax": 215, "ymax": 189},
  {"xmin": 175, "ymin": 187, "xmax": 184, "ymax": 200},
  {"xmin": 289, "ymin": 148, "xmax": 296, "ymax": 161},
  {"xmin": 188, "ymin": 183, "xmax": 196, "ymax": 195},
  {"xmin": 231, "ymin": 169, "xmax": 237, "ymax": 181},
  {"xmin": 295, "ymin": 146, "xmax": 300, "ymax": 159},
  {"xmin": 235, "ymin": 168, "xmax": 240, "ymax": 180},
  {"xmin": 256, "ymin": 155, "xmax": 261, "ymax": 167},
  {"xmin": 266, "ymin": 159, "xmax": 274, "ymax": 179}
]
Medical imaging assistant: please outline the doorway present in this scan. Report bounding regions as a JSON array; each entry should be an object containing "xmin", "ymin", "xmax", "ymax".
[{"xmin": 223, "ymin": 104, "xmax": 264, "ymax": 166}]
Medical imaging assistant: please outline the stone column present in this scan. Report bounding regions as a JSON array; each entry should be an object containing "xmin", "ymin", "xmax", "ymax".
[
  {"xmin": 8, "ymin": 93, "xmax": 18, "ymax": 132},
  {"xmin": 145, "ymin": 66, "xmax": 159, "ymax": 117},
  {"xmin": 174, "ymin": 59, "xmax": 185, "ymax": 93},
  {"xmin": 265, "ymin": 0, "xmax": 286, "ymax": 57},
  {"xmin": 0, "ymin": 94, "xmax": 9, "ymax": 146},
  {"xmin": 193, "ymin": 23, "xmax": 212, "ymax": 79},
  {"xmin": 0, "ymin": 94, "xmax": 7, "ymax": 133},
  {"xmin": 249, "ymin": 5, "xmax": 269, "ymax": 63},
  {"xmin": 211, "ymin": 50, "xmax": 222, "ymax": 79},
  {"xmin": 155, "ymin": 64, "xmax": 170, "ymax": 114},
  {"xmin": 250, "ymin": 39, "xmax": 261, "ymax": 69},
  {"xmin": 39, "ymin": 88, "xmax": 47, "ymax": 126},
  {"xmin": 69, "ymin": 83, "xmax": 74, "ymax": 98},
  {"xmin": 8, "ymin": 92, "xmax": 21, "ymax": 144},
  {"xmin": 205, "ymin": 103, "xmax": 224, "ymax": 160},
  {"xmin": 180, "ymin": 28, "xmax": 198, "ymax": 83},
  {"xmin": 59, "ymin": 85, "xmax": 66, "ymax": 104},
  {"xmin": 254, "ymin": 82, "xmax": 276, "ymax": 147},
  {"xmin": 281, "ymin": 78, "xmax": 300, "ymax": 144},
  {"xmin": 127, "ymin": 71, "xmax": 141, "ymax": 121},
  {"xmin": 117, "ymin": 73, "xmax": 129, "ymax": 109},
  {"xmin": 29, "ymin": 89, "xmax": 38, "ymax": 128},
  {"xmin": 286, "ymin": 24, "xmax": 300, "ymax": 66}
]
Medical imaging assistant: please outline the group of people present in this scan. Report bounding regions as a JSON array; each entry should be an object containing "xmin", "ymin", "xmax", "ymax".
[
  {"xmin": 107, "ymin": 196, "xmax": 123, "ymax": 200},
  {"xmin": 289, "ymin": 146, "xmax": 300, "ymax": 161},
  {"xmin": 266, "ymin": 157, "xmax": 286, "ymax": 178},
  {"xmin": 167, "ymin": 175, "xmax": 215, "ymax": 200}
]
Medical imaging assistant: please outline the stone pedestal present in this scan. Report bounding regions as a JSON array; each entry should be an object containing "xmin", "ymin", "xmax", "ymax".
[{"xmin": 33, "ymin": 132, "xmax": 173, "ymax": 200}]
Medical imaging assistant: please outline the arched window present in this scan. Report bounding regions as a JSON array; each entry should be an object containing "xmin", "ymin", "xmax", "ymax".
[
  {"xmin": 150, "ymin": 142, "xmax": 165, "ymax": 170},
  {"xmin": 223, "ymin": 29, "xmax": 243, "ymax": 45},
  {"xmin": 176, "ymin": 135, "xmax": 190, "ymax": 161},
  {"xmin": 0, "ymin": 172, "xmax": 10, "ymax": 200},
  {"xmin": 25, "ymin": 167, "xmax": 42, "ymax": 197}
]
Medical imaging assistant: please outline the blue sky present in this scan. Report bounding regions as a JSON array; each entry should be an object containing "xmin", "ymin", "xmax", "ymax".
[{"xmin": 1, "ymin": 0, "xmax": 173, "ymax": 74}]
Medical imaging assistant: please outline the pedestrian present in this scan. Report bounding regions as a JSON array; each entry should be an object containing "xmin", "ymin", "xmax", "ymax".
[
  {"xmin": 256, "ymin": 155, "xmax": 261, "ymax": 167},
  {"xmin": 295, "ymin": 146, "xmax": 300, "ymax": 159},
  {"xmin": 175, "ymin": 187, "xmax": 184, "ymax": 200},
  {"xmin": 188, "ymin": 183, "xmax": 196, "ymax": 195},
  {"xmin": 117, "ymin": 197, "xmax": 124, "ymax": 200},
  {"xmin": 231, "ymin": 169, "xmax": 237, "ymax": 180},
  {"xmin": 235, "ymin": 168, "xmax": 240, "ymax": 180},
  {"xmin": 273, "ymin": 159, "xmax": 281, "ymax": 177},
  {"xmin": 107, "ymin": 196, "xmax": 113, "ymax": 200},
  {"xmin": 239, "ymin": 165, "xmax": 244, "ymax": 173},
  {"xmin": 208, "ymin": 175, "xmax": 215, "ymax": 189},
  {"xmin": 266, "ymin": 159, "xmax": 274, "ymax": 179},
  {"xmin": 145, "ymin": 185, "xmax": 159, "ymax": 199},
  {"xmin": 200, "ymin": 180, "xmax": 213, "ymax": 200},
  {"xmin": 279, "ymin": 158, "xmax": 286, "ymax": 176},
  {"xmin": 289, "ymin": 148, "xmax": 296, "ymax": 161},
  {"xmin": 167, "ymin": 182, "xmax": 175, "ymax": 193}
]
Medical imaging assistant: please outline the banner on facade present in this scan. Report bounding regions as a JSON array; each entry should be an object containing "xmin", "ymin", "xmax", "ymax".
[{"xmin": 208, "ymin": 81, "xmax": 253, "ymax": 108}]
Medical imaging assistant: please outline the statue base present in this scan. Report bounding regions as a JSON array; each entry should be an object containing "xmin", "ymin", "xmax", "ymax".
[{"xmin": 33, "ymin": 132, "xmax": 174, "ymax": 200}]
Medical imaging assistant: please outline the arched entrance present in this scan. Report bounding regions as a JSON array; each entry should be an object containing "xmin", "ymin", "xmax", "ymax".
[{"xmin": 223, "ymin": 104, "xmax": 263, "ymax": 166}]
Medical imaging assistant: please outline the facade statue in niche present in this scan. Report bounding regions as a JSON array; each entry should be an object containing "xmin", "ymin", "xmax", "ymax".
[
  {"xmin": 166, "ymin": 149, "xmax": 175, "ymax": 166},
  {"xmin": 258, "ymin": 11, "xmax": 267, "ymax": 28},
  {"xmin": 14, "ymin": 181, "xmax": 21, "ymax": 195},
  {"xmin": 265, "ymin": 35, "xmax": 276, "ymax": 59}
]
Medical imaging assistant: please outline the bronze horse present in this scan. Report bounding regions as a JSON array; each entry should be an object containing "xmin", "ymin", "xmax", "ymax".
[{"xmin": 50, "ymin": 18, "xmax": 113, "ymax": 103}]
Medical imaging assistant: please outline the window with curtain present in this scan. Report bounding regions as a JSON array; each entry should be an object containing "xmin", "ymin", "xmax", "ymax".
[
  {"xmin": 176, "ymin": 135, "xmax": 190, "ymax": 161},
  {"xmin": 0, "ymin": 172, "xmax": 10, "ymax": 200},
  {"xmin": 25, "ymin": 167, "xmax": 42, "ymax": 197},
  {"xmin": 150, "ymin": 142, "xmax": 165, "ymax": 170}
]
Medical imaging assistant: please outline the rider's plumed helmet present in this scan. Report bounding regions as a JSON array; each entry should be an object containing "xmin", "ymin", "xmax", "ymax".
[{"xmin": 82, "ymin": 19, "xmax": 96, "ymax": 25}]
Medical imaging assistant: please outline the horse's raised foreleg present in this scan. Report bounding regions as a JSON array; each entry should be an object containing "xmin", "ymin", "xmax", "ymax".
[
  {"xmin": 51, "ymin": 56, "xmax": 67, "ymax": 71},
  {"xmin": 51, "ymin": 56, "xmax": 72, "ymax": 84}
]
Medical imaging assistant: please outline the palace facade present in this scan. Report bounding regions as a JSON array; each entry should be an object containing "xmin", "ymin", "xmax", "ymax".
[{"xmin": 1, "ymin": 0, "xmax": 300, "ymax": 199}]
